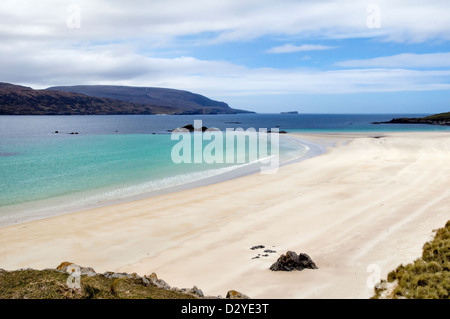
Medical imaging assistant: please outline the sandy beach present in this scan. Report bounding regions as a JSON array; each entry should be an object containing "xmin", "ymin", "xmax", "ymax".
[{"xmin": 1, "ymin": 131, "xmax": 449, "ymax": 299}]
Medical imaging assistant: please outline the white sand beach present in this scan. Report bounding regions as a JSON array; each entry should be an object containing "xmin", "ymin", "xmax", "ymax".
[{"xmin": 1, "ymin": 132, "xmax": 449, "ymax": 299}]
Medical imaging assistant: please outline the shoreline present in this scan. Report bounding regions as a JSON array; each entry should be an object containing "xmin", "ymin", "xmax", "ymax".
[
  {"xmin": 1, "ymin": 131, "xmax": 449, "ymax": 298},
  {"xmin": 0, "ymin": 134, "xmax": 326, "ymax": 228}
]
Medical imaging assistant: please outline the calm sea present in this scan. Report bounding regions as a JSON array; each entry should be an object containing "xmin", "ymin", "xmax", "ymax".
[{"xmin": 0, "ymin": 113, "xmax": 447, "ymax": 225}]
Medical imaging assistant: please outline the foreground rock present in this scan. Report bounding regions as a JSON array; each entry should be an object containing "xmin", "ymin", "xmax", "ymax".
[
  {"xmin": 226, "ymin": 290, "xmax": 251, "ymax": 299},
  {"xmin": 269, "ymin": 251, "xmax": 318, "ymax": 271},
  {"xmin": 56, "ymin": 261, "xmax": 97, "ymax": 277},
  {"xmin": 55, "ymin": 261, "xmax": 249, "ymax": 299}
]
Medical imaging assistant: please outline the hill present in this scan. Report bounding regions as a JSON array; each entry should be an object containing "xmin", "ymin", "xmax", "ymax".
[
  {"xmin": 47, "ymin": 85, "xmax": 251, "ymax": 115},
  {"xmin": 0, "ymin": 82, "xmax": 176, "ymax": 115},
  {"xmin": 0, "ymin": 82, "xmax": 251, "ymax": 115}
]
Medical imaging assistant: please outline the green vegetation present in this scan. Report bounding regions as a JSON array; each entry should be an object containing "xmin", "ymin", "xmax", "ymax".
[
  {"xmin": 376, "ymin": 112, "xmax": 450, "ymax": 126},
  {"xmin": 421, "ymin": 112, "xmax": 450, "ymax": 121},
  {"xmin": 373, "ymin": 220, "xmax": 450, "ymax": 299},
  {"xmin": 0, "ymin": 269, "xmax": 199, "ymax": 299}
]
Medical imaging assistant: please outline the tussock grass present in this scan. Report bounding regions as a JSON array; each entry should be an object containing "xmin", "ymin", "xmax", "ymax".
[
  {"xmin": 373, "ymin": 220, "xmax": 450, "ymax": 299},
  {"xmin": 0, "ymin": 269, "xmax": 198, "ymax": 299}
]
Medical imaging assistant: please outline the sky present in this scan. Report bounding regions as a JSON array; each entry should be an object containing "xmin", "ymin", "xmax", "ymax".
[{"xmin": 1, "ymin": 0, "xmax": 450, "ymax": 114}]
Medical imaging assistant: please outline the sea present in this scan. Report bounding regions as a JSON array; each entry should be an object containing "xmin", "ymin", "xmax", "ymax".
[{"xmin": 0, "ymin": 113, "xmax": 448, "ymax": 226}]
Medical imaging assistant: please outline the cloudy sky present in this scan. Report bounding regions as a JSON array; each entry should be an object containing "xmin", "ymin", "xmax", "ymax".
[{"xmin": 1, "ymin": 0, "xmax": 450, "ymax": 113}]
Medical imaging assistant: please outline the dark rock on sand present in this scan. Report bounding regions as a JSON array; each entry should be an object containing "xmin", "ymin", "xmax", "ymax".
[{"xmin": 269, "ymin": 251, "xmax": 318, "ymax": 271}]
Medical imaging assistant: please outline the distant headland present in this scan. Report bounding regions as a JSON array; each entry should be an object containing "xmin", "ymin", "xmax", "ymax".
[
  {"xmin": 373, "ymin": 112, "xmax": 450, "ymax": 126},
  {"xmin": 0, "ymin": 82, "xmax": 253, "ymax": 115}
]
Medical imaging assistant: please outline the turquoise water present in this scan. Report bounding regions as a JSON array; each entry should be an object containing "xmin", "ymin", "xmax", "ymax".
[
  {"xmin": 0, "ymin": 130, "xmax": 300, "ymax": 223},
  {"xmin": 1, "ymin": 113, "xmax": 448, "ymax": 225},
  {"xmin": 1, "ymin": 134, "xmax": 176, "ymax": 207}
]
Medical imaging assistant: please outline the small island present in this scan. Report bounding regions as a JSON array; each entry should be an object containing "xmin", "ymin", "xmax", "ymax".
[
  {"xmin": 373, "ymin": 112, "xmax": 450, "ymax": 126},
  {"xmin": 280, "ymin": 111, "xmax": 299, "ymax": 115}
]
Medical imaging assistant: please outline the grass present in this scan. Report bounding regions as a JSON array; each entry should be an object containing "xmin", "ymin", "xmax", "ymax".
[
  {"xmin": 422, "ymin": 112, "xmax": 450, "ymax": 121},
  {"xmin": 0, "ymin": 269, "xmax": 199, "ymax": 299},
  {"xmin": 372, "ymin": 220, "xmax": 450, "ymax": 299}
]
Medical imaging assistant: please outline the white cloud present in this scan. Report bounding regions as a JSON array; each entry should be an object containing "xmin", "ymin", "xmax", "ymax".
[
  {"xmin": 337, "ymin": 52, "xmax": 450, "ymax": 68},
  {"xmin": 266, "ymin": 44, "xmax": 335, "ymax": 54},
  {"xmin": 1, "ymin": 0, "xmax": 450, "ymax": 110},
  {"xmin": 4, "ymin": 43, "xmax": 448, "ymax": 97},
  {"xmin": 2, "ymin": 0, "xmax": 450, "ymax": 44}
]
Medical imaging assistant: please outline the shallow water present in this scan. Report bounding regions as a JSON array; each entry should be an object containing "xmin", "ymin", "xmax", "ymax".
[{"xmin": 0, "ymin": 114, "xmax": 447, "ymax": 225}]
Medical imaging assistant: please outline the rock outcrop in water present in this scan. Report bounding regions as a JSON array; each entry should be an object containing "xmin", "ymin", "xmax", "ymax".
[{"xmin": 171, "ymin": 124, "xmax": 209, "ymax": 132}]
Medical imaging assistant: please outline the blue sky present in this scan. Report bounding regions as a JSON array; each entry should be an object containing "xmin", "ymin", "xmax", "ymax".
[{"xmin": 1, "ymin": 0, "xmax": 450, "ymax": 113}]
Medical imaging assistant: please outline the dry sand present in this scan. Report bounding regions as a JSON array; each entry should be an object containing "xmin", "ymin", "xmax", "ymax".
[{"xmin": 1, "ymin": 132, "xmax": 449, "ymax": 299}]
